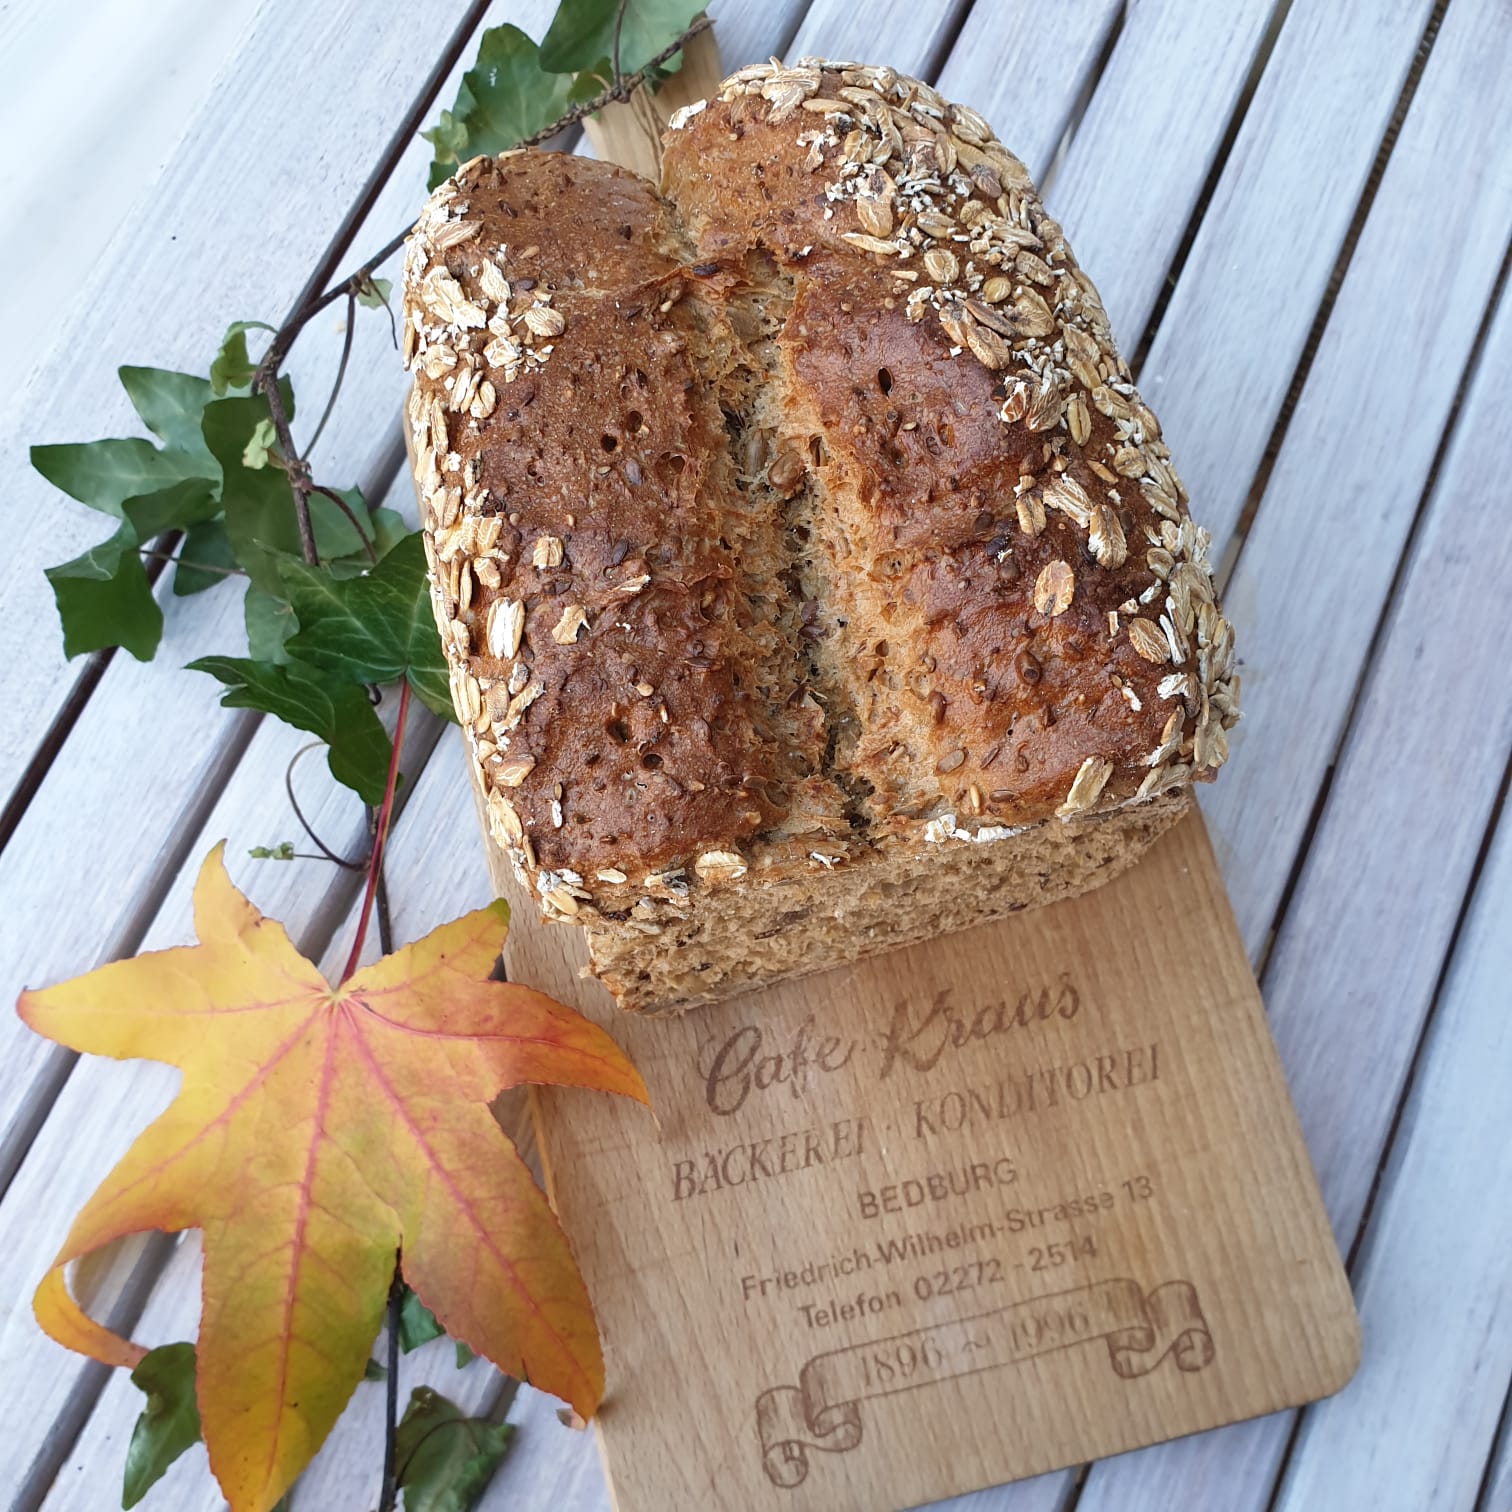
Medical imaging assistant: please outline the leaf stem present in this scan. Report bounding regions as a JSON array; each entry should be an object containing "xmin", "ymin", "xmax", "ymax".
[
  {"xmin": 137, "ymin": 548, "xmax": 247, "ymax": 579},
  {"xmin": 341, "ymin": 680, "xmax": 410, "ymax": 983},
  {"xmin": 309, "ymin": 483, "xmax": 379, "ymax": 564},
  {"xmin": 303, "ymin": 290, "xmax": 358, "ymax": 461},
  {"xmin": 378, "ymin": 1266, "xmax": 404, "ymax": 1512}
]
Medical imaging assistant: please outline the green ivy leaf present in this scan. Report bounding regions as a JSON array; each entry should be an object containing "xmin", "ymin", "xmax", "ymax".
[
  {"xmin": 118, "ymin": 366, "xmax": 218, "ymax": 475},
  {"xmin": 249, "ymin": 841, "xmax": 296, "ymax": 861},
  {"xmin": 45, "ymin": 525, "xmax": 162, "ymax": 662},
  {"xmin": 423, "ymin": 25, "xmax": 573, "ymax": 189},
  {"xmin": 395, "ymin": 1388, "xmax": 513, "ymax": 1512},
  {"xmin": 43, "ymin": 479, "xmax": 220, "ymax": 660},
  {"xmin": 539, "ymin": 0, "xmax": 700, "ymax": 76},
  {"xmin": 30, "ymin": 438, "xmax": 209, "ymax": 519},
  {"xmin": 280, "ymin": 533, "xmax": 453, "ymax": 719},
  {"xmin": 173, "ymin": 518, "xmax": 240, "ymax": 596},
  {"xmin": 397, "ymin": 1286, "xmax": 447, "ymax": 1353},
  {"xmin": 189, "ymin": 654, "xmax": 392, "ymax": 802},
  {"xmin": 120, "ymin": 477, "xmax": 221, "ymax": 540},
  {"xmin": 244, "ymin": 587, "xmax": 297, "ymax": 663},
  {"xmin": 122, "ymin": 1342, "xmax": 202, "ymax": 1509},
  {"xmin": 209, "ymin": 320, "xmax": 274, "ymax": 397}
]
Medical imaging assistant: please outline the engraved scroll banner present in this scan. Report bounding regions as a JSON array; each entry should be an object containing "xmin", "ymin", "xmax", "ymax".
[{"xmin": 756, "ymin": 1278, "xmax": 1214, "ymax": 1488}]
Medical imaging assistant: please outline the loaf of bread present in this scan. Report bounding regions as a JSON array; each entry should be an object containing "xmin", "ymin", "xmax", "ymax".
[{"xmin": 401, "ymin": 58, "xmax": 1238, "ymax": 1013}]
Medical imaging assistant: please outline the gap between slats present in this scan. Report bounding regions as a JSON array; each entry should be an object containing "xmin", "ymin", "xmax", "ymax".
[{"xmin": 1123, "ymin": 0, "xmax": 1298, "ymax": 374}]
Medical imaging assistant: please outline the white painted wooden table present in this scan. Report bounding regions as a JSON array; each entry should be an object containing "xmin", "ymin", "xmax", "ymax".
[{"xmin": 2, "ymin": 2, "xmax": 1509, "ymax": 1509}]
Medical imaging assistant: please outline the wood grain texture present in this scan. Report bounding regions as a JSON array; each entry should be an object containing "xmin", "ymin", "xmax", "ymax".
[
  {"xmin": 1039, "ymin": 0, "xmax": 1278, "ymax": 347},
  {"xmin": 705, "ymin": 0, "xmax": 813, "ymax": 74},
  {"xmin": 936, "ymin": 0, "xmax": 1123, "ymax": 184},
  {"xmin": 516, "ymin": 811, "xmax": 1354, "ymax": 1512},
  {"xmin": 482, "ymin": 1383, "xmax": 606, "ymax": 1511},
  {"xmin": 1073, "ymin": 76, "xmax": 1512, "ymax": 1510},
  {"xmin": 1273, "ymin": 798, "xmax": 1512, "ymax": 1511},
  {"xmin": 1199, "ymin": 0, "xmax": 1512, "ymax": 957},
  {"xmin": 1137, "ymin": 0, "xmax": 1438, "ymax": 559}
]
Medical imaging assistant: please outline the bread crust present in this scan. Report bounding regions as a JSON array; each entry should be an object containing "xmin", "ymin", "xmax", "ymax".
[{"xmin": 401, "ymin": 60, "xmax": 1238, "ymax": 1008}]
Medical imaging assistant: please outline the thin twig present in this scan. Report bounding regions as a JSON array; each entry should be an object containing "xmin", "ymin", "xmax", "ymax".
[
  {"xmin": 285, "ymin": 743, "xmax": 368, "ymax": 869},
  {"xmin": 137, "ymin": 548, "xmax": 246, "ymax": 579},
  {"xmin": 309, "ymin": 483, "xmax": 379, "ymax": 564},
  {"xmin": 303, "ymin": 289, "xmax": 357, "ymax": 460},
  {"xmin": 378, "ymin": 1266, "xmax": 404, "ymax": 1512},
  {"xmin": 341, "ymin": 681, "xmax": 410, "ymax": 983}
]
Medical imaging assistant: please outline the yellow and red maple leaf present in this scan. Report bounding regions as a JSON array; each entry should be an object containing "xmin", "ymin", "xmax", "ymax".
[{"xmin": 17, "ymin": 843, "xmax": 648, "ymax": 1512}]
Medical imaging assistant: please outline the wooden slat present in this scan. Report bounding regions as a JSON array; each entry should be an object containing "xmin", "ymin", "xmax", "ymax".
[
  {"xmin": 1262, "ymin": 267, "xmax": 1512, "ymax": 1269},
  {"xmin": 1273, "ymin": 796, "xmax": 1512, "ymax": 1509},
  {"xmin": 1137, "ymin": 0, "xmax": 1437, "ymax": 559},
  {"xmin": 1197, "ymin": 0, "xmax": 1512, "ymax": 957},
  {"xmin": 936, "ymin": 0, "xmax": 1122, "ymax": 184},
  {"xmin": 0, "ymin": 0, "xmax": 261, "ymax": 400},
  {"xmin": 1072, "ymin": 34, "xmax": 1512, "ymax": 1508},
  {"xmin": 483, "ymin": 1385, "xmax": 606, "ymax": 1511},
  {"xmin": 1035, "ymin": 0, "xmax": 1279, "ymax": 347},
  {"xmin": 787, "ymin": 0, "xmax": 970, "ymax": 73}
]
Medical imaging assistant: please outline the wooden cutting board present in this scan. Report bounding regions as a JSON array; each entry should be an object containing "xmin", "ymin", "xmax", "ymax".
[{"xmin": 490, "ymin": 797, "xmax": 1359, "ymax": 1511}]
